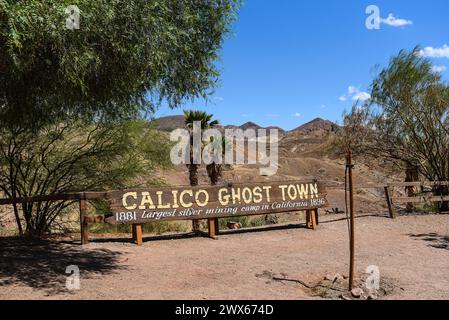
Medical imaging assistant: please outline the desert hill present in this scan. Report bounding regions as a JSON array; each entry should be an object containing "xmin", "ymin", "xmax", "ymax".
[
  {"xmin": 152, "ymin": 115, "xmax": 285, "ymax": 133},
  {"xmin": 290, "ymin": 117, "xmax": 340, "ymax": 134},
  {"xmin": 150, "ymin": 115, "xmax": 186, "ymax": 131},
  {"xmin": 153, "ymin": 116, "xmax": 401, "ymax": 214}
]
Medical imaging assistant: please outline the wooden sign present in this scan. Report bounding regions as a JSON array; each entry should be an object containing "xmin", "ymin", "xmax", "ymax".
[{"xmin": 105, "ymin": 179, "xmax": 327, "ymax": 225}]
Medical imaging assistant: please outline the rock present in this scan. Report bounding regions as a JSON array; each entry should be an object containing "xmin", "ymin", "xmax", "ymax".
[
  {"xmin": 324, "ymin": 273, "xmax": 344, "ymax": 283},
  {"xmin": 334, "ymin": 273, "xmax": 345, "ymax": 282},
  {"xmin": 351, "ymin": 288, "xmax": 364, "ymax": 298},
  {"xmin": 367, "ymin": 293, "xmax": 378, "ymax": 300},
  {"xmin": 325, "ymin": 274, "xmax": 335, "ymax": 281},
  {"xmin": 340, "ymin": 294, "xmax": 351, "ymax": 300},
  {"xmin": 227, "ymin": 221, "xmax": 242, "ymax": 230}
]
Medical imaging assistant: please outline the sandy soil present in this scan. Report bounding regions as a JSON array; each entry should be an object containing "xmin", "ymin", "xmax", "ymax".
[{"xmin": 1, "ymin": 213, "xmax": 449, "ymax": 300}]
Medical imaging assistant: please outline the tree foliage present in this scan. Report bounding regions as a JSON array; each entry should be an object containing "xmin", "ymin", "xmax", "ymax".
[
  {"xmin": 340, "ymin": 48, "xmax": 449, "ymax": 211},
  {"xmin": 0, "ymin": 0, "xmax": 240, "ymax": 127},
  {"xmin": 0, "ymin": 120, "xmax": 172, "ymax": 236},
  {"xmin": 0, "ymin": 1, "xmax": 240, "ymax": 236}
]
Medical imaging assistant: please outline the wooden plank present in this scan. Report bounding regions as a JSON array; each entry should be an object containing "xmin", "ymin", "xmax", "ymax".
[
  {"xmin": 384, "ymin": 186, "xmax": 396, "ymax": 219},
  {"xmin": 388, "ymin": 181, "xmax": 449, "ymax": 187},
  {"xmin": 0, "ymin": 191, "xmax": 109, "ymax": 205},
  {"xmin": 79, "ymin": 198, "xmax": 89, "ymax": 245},
  {"xmin": 106, "ymin": 195, "xmax": 327, "ymax": 225},
  {"xmin": 132, "ymin": 224, "xmax": 143, "ymax": 246},
  {"xmin": 105, "ymin": 180, "xmax": 328, "ymax": 225},
  {"xmin": 0, "ymin": 193, "xmax": 82, "ymax": 205},
  {"xmin": 392, "ymin": 196, "xmax": 449, "ymax": 204},
  {"xmin": 208, "ymin": 219, "xmax": 217, "ymax": 240},
  {"xmin": 355, "ymin": 181, "xmax": 449, "ymax": 189},
  {"xmin": 355, "ymin": 184, "xmax": 387, "ymax": 189},
  {"xmin": 107, "ymin": 180, "xmax": 325, "ymax": 206}
]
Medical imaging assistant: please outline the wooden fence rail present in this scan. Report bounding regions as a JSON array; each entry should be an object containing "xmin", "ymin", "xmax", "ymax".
[
  {"xmin": 0, "ymin": 181, "xmax": 447, "ymax": 244},
  {"xmin": 0, "ymin": 192, "xmax": 110, "ymax": 245},
  {"xmin": 357, "ymin": 181, "xmax": 449, "ymax": 219},
  {"xmin": 318, "ymin": 181, "xmax": 449, "ymax": 219},
  {"xmin": 0, "ymin": 192, "xmax": 109, "ymax": 205},
  {"xmin": 0, "ymin": 180, "xmax": 327, "ymax": 246}
]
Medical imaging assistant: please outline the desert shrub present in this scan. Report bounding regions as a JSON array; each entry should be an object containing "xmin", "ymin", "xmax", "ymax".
[
  {"xmin": 219, "ymin": 216, "xmax": 250, "ymax": 229},
  {"xmin": 0, "ymin": 120, "xmax": 172, "ymax": 237},
  {"xmin": 338, "ymin": 48, "xmax": 449, "ymax": 212}
]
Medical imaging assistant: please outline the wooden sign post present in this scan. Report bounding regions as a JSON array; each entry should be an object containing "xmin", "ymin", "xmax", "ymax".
[
  {"xmin": 103, "ymin": 179, "xmax": 328, "ymax": 245},
  {"xmin": 346, "ymin": 151, "xmax": 355, "ymax": 291}
]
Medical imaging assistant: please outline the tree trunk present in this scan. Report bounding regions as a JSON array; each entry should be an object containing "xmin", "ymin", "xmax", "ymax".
[
  {"xmin": 187, "ymin": 163, "xmax": 200, "ymax": 231},
  {"xmin": 12, "ymin": 202, "xmax": 23, "ymax": 236},
  {"xmin": 188, "ymin": 164, "xmax": 199, "ymax": 187},
  {"xmin": 206, "ymin": 162, "xmax": 222, "ymax": 186}
]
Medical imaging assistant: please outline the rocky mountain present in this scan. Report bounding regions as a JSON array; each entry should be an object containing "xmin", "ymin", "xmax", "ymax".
[
  {"xmin": 150, "ymin": 115, "xmax": 186, "ymax": 131},
  {"xmin": 153, "ymin": 115, "xmax": 400, "ymax": 215},
  {"xmin": 152, "ymin": 116, "xmax": 285, "ymax": 133},
  {"xmin": 290, "ymin": 117, "xmax": 340, "ymax": 134}
]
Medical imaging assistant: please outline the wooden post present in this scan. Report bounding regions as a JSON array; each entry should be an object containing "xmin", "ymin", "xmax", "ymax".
[
  {"xmin": 314, "ymin": 208, "xmax": 319, "ymax": 225},
  {"xmin": 208, "ymin": 218, "xmax": 217, "ymax": 239},
  {"xmin": 305, "ymin": 209, "xmax": 310, "ymax": 228},
  {"xmin": 346, "ymin": 151, "xmax": 355, "ymax": 291},
  {"xmin": 214, "ymin": 218, "xmax": 219, "ymax": 235},
  {"xmin": 79, "ymin": 196, "xmax": 89, "ymax": 245},
  {"xmin": 132, "ymin": 224, "xmax": 143, "ymax": 246},
  {"xmin": 384, "ymin": 186, "xmax": 396, "ymax": 219},
  {"xmin": 310, "ymin": 209, "xmax": 317, "ymax": 230},
  {"xmin": 305, "ymin": 209, "xmax": 317, "ymax": 230}
]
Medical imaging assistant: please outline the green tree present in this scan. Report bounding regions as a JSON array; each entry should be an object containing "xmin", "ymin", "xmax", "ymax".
[
  {"xmin": 0, "ymin": 0, "xmax": 240, "ymax": 128},
  {"xmin": 0, "ymin": 120, "xmax": 172, "ymax": 236},
  {"xmin": 341, "ymin": 48, "xmax": 449, "ymax": 212},
  {"xmin": 183, "ymin": 109, "xmax": 219, "ymax": 186},
  {"xmin": 0, "ymin": 0, "xmax": 240, "ymax": 236},
  {"xmin": 183, "ymin": 109, "xmax": 219, "ymax": 231}
]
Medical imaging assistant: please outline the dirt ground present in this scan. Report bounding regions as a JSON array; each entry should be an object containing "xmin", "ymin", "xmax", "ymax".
[{"xmin": 1, "ymin": 213, "xmax": 449, "ymax": 300}]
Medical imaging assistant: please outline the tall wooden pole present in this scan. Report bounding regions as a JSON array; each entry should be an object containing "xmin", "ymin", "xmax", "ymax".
[{"xmin": 346, "ymin": 150, "xmax": 355, "ymax": 291}]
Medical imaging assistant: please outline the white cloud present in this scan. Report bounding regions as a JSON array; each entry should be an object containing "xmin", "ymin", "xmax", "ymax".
[
  {"xmin": 352, "ymin": 92, "xmax": 371, "ymax": 101},
  {"xmin": 380, "ymin": 14, "xmax": 413, "ymax": 27},
  {"xmin": 292, "ymin": 112, "xmax": 301, "ymax": 118},
  {"xmin": 339, "ymin": 85, "xmax": 371, "ymax": 102},
  {"xmin": 348, "ymin": 86, "xmax": 358, "ymax": 94},
  {"xmin": 419, "ymin": 45, "xmax": 449, "ymax": 58},
  {"xmin": 241, "ymin": 113, "xmax": 250, "ymax": 117},
  {"xmin": 432, "ymin": 65, "xmax": 447, "ymax": 73},
  {"xmin": 213, "ymin": 96, "xmax": 225, "ymax": 101},
  {"xmin": 321, "ymin": 104, "xmax": 326, "ymax": 109}
]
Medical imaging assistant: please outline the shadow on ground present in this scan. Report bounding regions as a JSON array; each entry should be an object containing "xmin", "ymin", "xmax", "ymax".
[
  {"xmin": 409, "ymin": 233, "xmax": 449, "ymax": 250},
  {"xmin": 0, "ymin": 238, "xmax": 124, "ymax": 295}
]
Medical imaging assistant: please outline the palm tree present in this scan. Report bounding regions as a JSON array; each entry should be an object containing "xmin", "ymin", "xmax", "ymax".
[
  {"xmin": 206, "ymin": 137, "xmax": 229, "ymax": 185},
  {"xmin": 183, "ymin": 110, "xmax": 219, "ymax": 232},
  {"xmin": 206, "ymin": 137, "xmax": 229, "ymax": 235}
]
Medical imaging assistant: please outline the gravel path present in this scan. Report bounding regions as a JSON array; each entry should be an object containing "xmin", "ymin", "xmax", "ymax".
[{"xmin": 1, "ymin": 214, "xmax": 448, "ymax": 300}]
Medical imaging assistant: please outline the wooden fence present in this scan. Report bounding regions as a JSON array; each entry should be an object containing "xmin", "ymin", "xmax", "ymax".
[
  {"xmin": 0, "ymin": 192, "xmax": 108, "ymax": 244},
  {"xmin": 0, "ymin": 181, "xmax": 447, "ymax": 244},
  {"xmin": 355, "ymin": 181, "xmax": 449, "ymax": 218}
]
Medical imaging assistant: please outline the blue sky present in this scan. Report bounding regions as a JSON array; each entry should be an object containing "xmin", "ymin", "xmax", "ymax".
[{"xmin": 154, "ymin": 0, "xmax": 449, "ymax": 130}]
